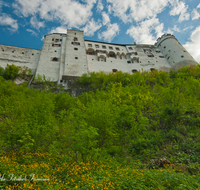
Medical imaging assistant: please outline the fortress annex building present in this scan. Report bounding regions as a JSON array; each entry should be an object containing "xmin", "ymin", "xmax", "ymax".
[{"xmin": 0, "ymin": 29, "xmax": 197, "ymax": 85}]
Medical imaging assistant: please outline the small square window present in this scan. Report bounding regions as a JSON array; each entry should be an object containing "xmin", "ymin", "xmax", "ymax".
[
  {"xmin": 109, "ymin": 46, "xmax": 113, "ymax": 50},
  {"xmin": 74, "ymin": 48, "xmax": 78, "ymax": 50},
  {"xmin": 102, "ymin": 46, "xmax": 106, "ymax": 49},
  {"xmin": 52, "ymin": 57, "xmax": 59, "ymax": 61},
  {"xmin": 55, "ymin": 39, "xmax": 59, "ymax": 42},
  {"xmin": 75, "ymin": 57, "xmax": 78, "ymax": 59},
  {"xmin": 112, "ymin": 69, "xmax": 118, "ymax": 73},
  {"xmin": 95, "ymin": 44, "xmax": 99, "ymax": 48},
  {"xmin": 164, "ymin": 46, "xmax": 166, "ymax": 48},
  {"xmin": 12, "ymin": 51, "xmax": 14, "ymax": 53},
  {"xmin": 116, "ymin": 47, "xmax": 120, "ymax": 51},
  {"xmin": 74, "ymin": 37, "xmax": 78, "ymax": 41},
  {"xmin": 32, "ymin": 53, "xmax": 34, "ymax": 55},
  {"xmin": 88, "ymin": 44, "xmax": 92, "ymax": 47},
  {"xmin": 22, "ymin": 52, "xmax": 24, "ymax": 54},
  {"xmin": 127, "ymin": 61, "xmax": 131, "ymax": 64},
  {"xmin": 52, "ymin": 38, "xmax": 54, "ymax": 41},
  {"xmin": 60, "ymin": 39, "xmax": 62, "ymax": 42}
]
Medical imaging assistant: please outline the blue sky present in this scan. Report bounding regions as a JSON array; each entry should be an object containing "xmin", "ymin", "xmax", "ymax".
[{"xmin": 0, "ymin": 0, "xmax": 200, "ymax": 62}]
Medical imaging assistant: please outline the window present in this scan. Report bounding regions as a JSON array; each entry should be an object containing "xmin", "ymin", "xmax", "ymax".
[
  {"xmin": 150, "ymin": 68, "xmax": 155, "ymax": 71},
  {"xmin": 32, "ymin": 53, "xmax": 34, "ymax": 55},
  {"xmin": 75, "ymin": 33, "xmax": 76, "ymax": 35},
  {"xmin": 2, "ymin": 49, "xmax": 4, "ymax": 52},
  {"xmin": 148, "ymin": 54, "xmax": 154, "ymax": 57},
  {"xmin": 181, "ymin": 55, "xmax": 184, "ymax": 58},
  {"xmin": 74, "ymin": 37, "xmax": 78, "ymax": 41},
  {"xmin": 52, "ymin": 38, "xmax": 54, "ymax": 41},
  {"xmin": 74, "ymin": 48, "xmax": 78, "ymax": 50},
  {"xmin": 130, "ymin": 52, "xmax": 138, "ymax": 56},
  {"xmin": 164, "ymin": 46, "xmax": 166, "ymax": 48},
  {"xmin": 144, "ymin": 49, "xmax": 152, "ymax": 53},
  {"xmin": 102, "ymin": 46, "xmax": 106, "ymax": 49},
  {"xmin": 52, "ymin": 57, "xmax": 59, "ymax": 61},
  {"xmin": 167, "ymin": 56, "xmax": 170, "ymax": 60},
  {"xmin": 116, "ymin": 47, "xmax": 120, "ymax": 51},
  {"xmin": 159, "ymin": 56, "xmax": 164, "ymax": 58},
  {"xmin": 72, "ymin": 42, "xmax": 80, "ymax": 46},
  {"xmin": 112, "ymin": 69, "xmax": 118, "ymax": 73},
  {"xmin": 168, "ymin": 50, "xmax": 171, "ymax": 52},
  {"xmin": 55, "ymin": 50, "xmax": 57, "ymax": 52},
  {"xmin": 52, "ymin": 44, "xmax": 61, "ymax": 47},
  {"xmin": 127, "ymin": 61, "xmax": 131, "ymax": 64},
  {"xmin": 55, "ymin": 39, "xmax": 59, "ymax": 42},
  {"xmin": 129, "ymin": 47, "xmax": 133, "ymax": 50},
  {"xmin": 12, "ymin": 51, "xmax": 14, "ymax": 53},
  {"xmin": 22, "ymin": 52, "xmax": 24, "ymax": 54},
  {"xmin": 60, "ymin": 39, "xmax": 62, "ymax": 42},
  {"xmin": 75, "ymin": 57, "xmax": 78, "ymax": 59},
  {"xmin": 109, "ymin": 46, "xmax": 113, "ymax": 50},
  {"xmin": 95, "ymin": 44, "xmax": 99, "ymax": 48},
  {"xmin": 132, "ymin": 69, "xmax": 137, "ymax": 73},
  {"xmin": 88, "ymin": 44, "xmax": 92, "ymax": 47},
  {"xmin": 156, "ymin": 50, "xmax": 161, "ymax": 53}
]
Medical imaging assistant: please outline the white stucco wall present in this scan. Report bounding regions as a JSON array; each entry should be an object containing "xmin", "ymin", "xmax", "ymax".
[
  {"xmin": 36, "ymin": 34, "xmax": 64, "ymax": 81},
  {"xmin": 0, "ymin": 45, "xmax": 40, "ymax": 72},
  {"xmin": 64, "ymin": 30, "xmax": 88, "ymax": 76}
]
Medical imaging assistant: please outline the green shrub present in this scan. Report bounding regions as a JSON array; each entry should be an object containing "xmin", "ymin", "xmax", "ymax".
[{"xmin": 3, "ymin": 64, "xmax": 20, "ymax": 79}]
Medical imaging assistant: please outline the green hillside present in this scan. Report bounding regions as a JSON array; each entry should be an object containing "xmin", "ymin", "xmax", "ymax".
[{"xmin": 0, "ymin": 65, "xmax": 200, "ymax": 189}]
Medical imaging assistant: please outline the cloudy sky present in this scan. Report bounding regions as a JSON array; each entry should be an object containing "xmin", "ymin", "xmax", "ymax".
[{"xmin": 0, "ymin": 0, "xmax": 200, "ymax": 62}]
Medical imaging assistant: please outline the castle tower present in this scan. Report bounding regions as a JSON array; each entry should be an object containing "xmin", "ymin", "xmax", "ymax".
[{"xmin": 155, "ymin": 34, "xmax": 197, "ymax": 71}]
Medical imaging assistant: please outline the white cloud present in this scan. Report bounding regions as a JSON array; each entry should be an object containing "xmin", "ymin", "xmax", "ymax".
[
  {"xmin": 12, "ymin": 0, "xmax": 96, "ymax": 28},
  {"xmin": 97, "ymin": 0, "xmax": 104, "ymax": 12},
  {"xmin": 82, "ymin": 19, "xmax": 102, "ymax": 36},
  {"xmin": 172, "ymin": 25, "xmax": 181, "ymax": 32},
  {"xmin": 0, "ymin": 13, "xmax": 18, "ymax": 31},
  {"xmin": 191, "ymin": 9, "xmax": 200, "ymax": 20},
  {"xmin": 106, "ymin": 0, "xmax": 169, "ymax": 23},
  {"xmin": 169, "ymin": 1, "xmax": 190, "ymax": 22},
  {"xmin": 102, "ymin": 12, "xmax": 110, "ymax": 25},
  {"xmin": 26, "ymin": 29, "xmax": 37, "ymax": 36},
  {"xmin": 30, "ymin": 16, "xmax": 45, "ymax": 29},
  {"xmin": 50, "ymin": 26, "xmax": 67, "ymax": 34},
  {"xmin": 98, "ymin": 23, "xmax": 120, "ymax": 42},
  {"xmin": 126, "ymin": 17, "xmax": 164, "ymax": 44},
  {"xmin": 107, "ymin": 5, "xmax": 112, "ymax": 14},
  {"xmin": 197, "ymin": 3, "xmax": 200, "ymax": 9},
  {"xmin": 184, "ymin": 26, "xmax": 200, "ymax": 63},
  {"xmin": 183, "ymin": 26, "xmax": 194, "ymax": 31}
]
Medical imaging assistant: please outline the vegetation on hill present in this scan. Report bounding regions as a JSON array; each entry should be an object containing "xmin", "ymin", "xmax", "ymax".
[{"xmin": 0, "ymin": 64, "xmax": 200, "ymax": 189}]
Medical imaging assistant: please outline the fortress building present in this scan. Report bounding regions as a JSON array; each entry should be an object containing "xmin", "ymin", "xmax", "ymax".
[{"xmin": 0, "ymin": 29, "xmax": 197, "ymax": 86}]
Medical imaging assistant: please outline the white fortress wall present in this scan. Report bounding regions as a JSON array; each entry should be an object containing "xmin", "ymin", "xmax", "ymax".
[
  {"xmin": 64, "ymin": 30, "xmax": 88, "ymax": 77},
  {"xmin": 36, "ymin": 34, "xmax": 63, "ymax": 81},
  {"xmin": 0, "ymin": 44, "xmax": 40, "ymax": 72}
]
